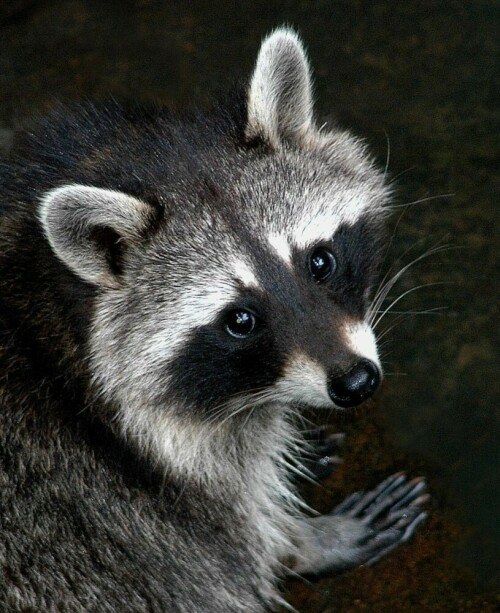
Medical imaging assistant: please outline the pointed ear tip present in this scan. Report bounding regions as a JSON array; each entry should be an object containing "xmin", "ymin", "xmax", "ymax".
[
  {"xmin": 260, "ymin": 26, "xmax": 306, "ymax": 54},
  {"xmin": 264, "ymin": 26, "xmax": 302, "ymax": 43}
]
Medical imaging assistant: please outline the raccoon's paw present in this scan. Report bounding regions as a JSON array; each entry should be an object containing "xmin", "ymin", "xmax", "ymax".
[
  {"xmin": 301, "ymin": 428, "xmax": 345, "ymax": 481},
  {"xmin": 332, "ymin": 471, "xmax": 429, "ymax": 567},
  {"xmin": 293, "ymin": 472, "xmax": 429, "ymax": 575}
]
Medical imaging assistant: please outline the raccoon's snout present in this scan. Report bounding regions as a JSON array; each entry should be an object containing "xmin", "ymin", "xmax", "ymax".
[{"xmin": 328, "ymin": 359, "xmax": 380, "ymax": 408}]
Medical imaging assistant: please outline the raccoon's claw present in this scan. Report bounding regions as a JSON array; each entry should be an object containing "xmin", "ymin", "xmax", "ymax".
[
  {"xmin": 363, "ymin": 510, "xmax": 428, "ymax": 566},
  {"xmin": 333, "ymin": 472, "xmax": 430, "ymax": 567},
  {"xmin": 302, "ymin": 429, "xmax": 345, "ymax": 480}
]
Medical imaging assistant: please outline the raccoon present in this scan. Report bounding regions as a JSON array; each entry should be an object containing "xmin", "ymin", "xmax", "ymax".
[{"xmin": 0, "ymin": 29, "xmax": 428, "ymax": 612}]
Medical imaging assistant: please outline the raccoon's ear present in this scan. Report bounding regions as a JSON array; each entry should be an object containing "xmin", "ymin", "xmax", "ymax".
[
  {"xmin": 40, "ymin": 184, "xmax": 157, "ymax": 289},
  {"xmin": 246, "ymin": 28, "xmax": 314, "ymax": 148}
]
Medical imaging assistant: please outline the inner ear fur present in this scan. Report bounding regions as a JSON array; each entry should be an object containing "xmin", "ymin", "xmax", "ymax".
[
  {"xmin": 40, "ymin": 184, "xmax": 157, "ymax": 288},
  {"xmin": 246, "ymin": 27, "xmax": 315, "ymax": 148}
]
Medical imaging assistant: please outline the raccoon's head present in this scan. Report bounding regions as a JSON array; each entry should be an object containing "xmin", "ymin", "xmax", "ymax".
[{"xmin": 40, "ymin": 29, "xmax": 390, "ymax": 466}]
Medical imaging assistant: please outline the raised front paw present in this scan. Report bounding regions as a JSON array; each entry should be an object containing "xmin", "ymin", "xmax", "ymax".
[
  {"xmin": 332, "ymin": 471, "xmax": 429, "ymax": 566},
  {"xmin": 293, "ymin": 472, "xmax": 429, "ymax": 575}
]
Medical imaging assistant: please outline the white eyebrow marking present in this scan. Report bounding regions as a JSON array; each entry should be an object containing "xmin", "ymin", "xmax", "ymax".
[
  {"xmin": 268, "ymin": 232, "xmax": 292, "ymax": 264},
  {"xmin": 291, "ymin": 210, "xmax": 340, "ymax": 250},
  {"xmin": 290, "ymin": 188, "xmax": 375, "ymax": 252},
  {"xmin": 233, "ymin": 260, "xmax": 260, "ymax": 287}
]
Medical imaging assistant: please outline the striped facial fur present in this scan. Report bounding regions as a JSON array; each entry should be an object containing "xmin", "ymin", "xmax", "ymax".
[
  {"xmin": 1, "ymin": 28, "xmax": 434, "ymax": 613},
  {"xmin": 40, "ymin": 29, "xmax": 390, "ymax": 472}
]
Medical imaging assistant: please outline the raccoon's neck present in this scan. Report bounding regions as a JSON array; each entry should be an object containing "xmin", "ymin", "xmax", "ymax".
[
  {"xmin": 115, "ymin": 398, "xmax": 303, "ymax": 510},
  {"xmin": 112, "ymin": 399, "xmax": 304, "ymax": 574}
]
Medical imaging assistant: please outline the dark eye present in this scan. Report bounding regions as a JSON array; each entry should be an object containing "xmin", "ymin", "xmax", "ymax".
[
  {"xmin": 309, "ymin": 247, "xmax": 336, "ymax": 282},
  {"xmin": 225, "ymin": 309, "xmax": 257, "ymax": 338}
]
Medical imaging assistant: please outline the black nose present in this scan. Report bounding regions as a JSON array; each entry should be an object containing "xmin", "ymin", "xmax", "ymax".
[{"xmin": 328, "ymin": 359, "xmax": 381, "ymax": 408}]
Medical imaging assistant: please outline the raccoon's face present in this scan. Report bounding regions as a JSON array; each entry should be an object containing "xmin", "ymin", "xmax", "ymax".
[
  {"xmin": 146, "ymin": 150, "xmax": 386, "ymax": 418},
  {"xmin": 40, "ymin": 29, "xmax": 389, "ymax": 442}
]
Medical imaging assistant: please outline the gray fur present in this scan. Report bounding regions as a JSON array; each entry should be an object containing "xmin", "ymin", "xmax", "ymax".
[
  {"xmin": 0, "ymin": 27, "xmax": 427, "ymax": 611},
  {"xmin": 41, "ymin": 185, "xmax": 156, "ymax": 288},
  {"xmin": 246, "ymin": 28, "xmax": 313, "ymax": 147}
]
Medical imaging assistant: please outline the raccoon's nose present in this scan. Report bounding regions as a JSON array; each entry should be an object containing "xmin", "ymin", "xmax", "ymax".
[{"xmin": 328, "ymin": 359, "xmax": 381, "ymax": 408}]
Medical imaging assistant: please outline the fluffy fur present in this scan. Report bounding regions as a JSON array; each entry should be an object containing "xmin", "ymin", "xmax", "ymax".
[{"xmin": 0, "ymin": 28, "xmax": 399, "ymax": 611}]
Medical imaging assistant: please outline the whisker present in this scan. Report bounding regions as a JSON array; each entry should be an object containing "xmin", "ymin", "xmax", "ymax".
[
  {"xmin": 377, "ymin": 207, "xmax": 411, "ymax": 281},
  {"xmin": 375, "ymin": 307, "xmax": 446, "ymax": 315},
  {"xmin": 373, "ymin": 282, "xmax": 448, "ymax": 330},
  {"xmin": 387, "ymin": 165, "xmax": 417, "ymax": 184},
  {"xmin": 276, "ymin": 455, "xmax": 318, "ymax": 485},
  {"xmin": 383, "ymin": 130, "xmax": 390, "ymax": 182},
  {"xmin": 206, "ymin": 387, "xmax": 283, "ymax": 434},
  {"xmin": 375, "ymin": 307, "xmax": 447, "ymax": 341},
  {"xmin": 373, "ymin": 240, "xmax": 450, "ymax": 305},
  {"xmin": 238, "ymin": 405, "xmax": 257, "ymax": 436},
  {"xmin": 387, "ymin": 193, "xmax": 454, "ymax": 210},
  {"xmin": 373, "ymin": 234, "xmax": 454, "ymax": 310},
  {"xmin": 368, "ymin": 242, "xmax": 453, "ymax": 326},
  {"xmin": 210, "ymin": 404, "xmax": 252, "ymax": 434},
  {"xmin": 204, "ymin": 386, "xmax": 274, "ymax": 424},
  {"xmin": 376, "ymin": 314, "xmax": 415, "ymax": 342}
]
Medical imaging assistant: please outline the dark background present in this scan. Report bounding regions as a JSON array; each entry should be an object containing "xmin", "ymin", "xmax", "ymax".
[{"xmin": 1, "ymin": 1, "xmax": 498, "ymax": 610}]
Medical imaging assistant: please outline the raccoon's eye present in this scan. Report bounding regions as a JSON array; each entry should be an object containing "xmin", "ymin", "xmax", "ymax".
[
  {"xmin": 225, "ymin": 309, "xmax": 257, "ymax": 338},
  {"xmin": 309, "ymin": 248, "xmax": 336, "ymax": 282}
]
